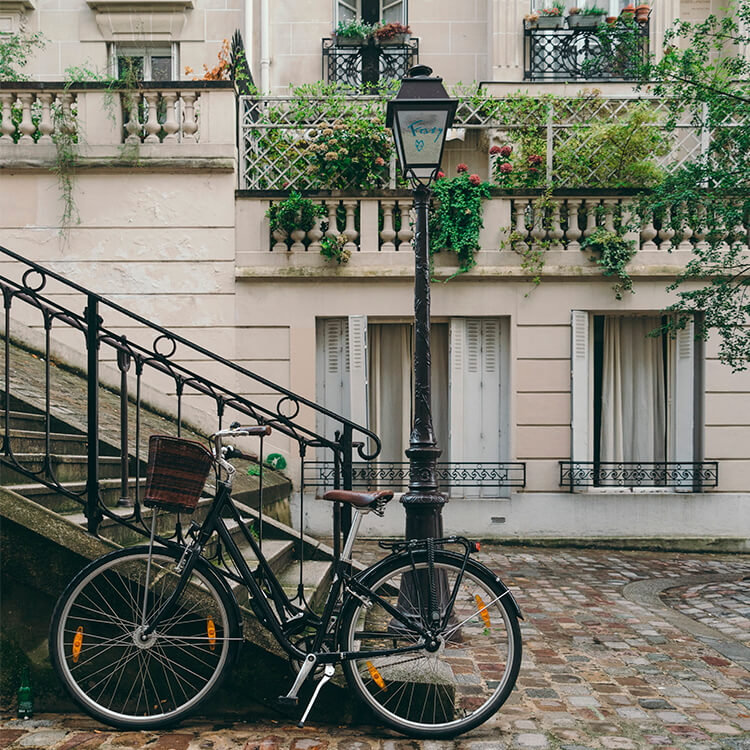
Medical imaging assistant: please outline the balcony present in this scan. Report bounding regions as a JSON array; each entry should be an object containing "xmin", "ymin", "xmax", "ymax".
[
  {"xmin": 322, "ymin": 38, "xmax": 418, "ymax": 90},
  {"xmin": 559, "ymin": 461, "xmax": 719, "ymax": 492},
  {"xmin": 524, "ymin": 22, "xmax": 649, "ymax": 81}
]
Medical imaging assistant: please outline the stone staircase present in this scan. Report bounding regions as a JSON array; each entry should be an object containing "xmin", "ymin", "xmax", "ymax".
[{"xmin": 1, "ymin": 390, "xmax": 337, "ymax": 612}]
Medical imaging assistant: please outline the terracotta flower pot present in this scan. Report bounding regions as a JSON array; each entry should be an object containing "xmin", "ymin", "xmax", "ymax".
[
  {"xmin": 635, "ymin": 5, "xmax": 651, "ymax": 22},
  {"xmin": 620, "ymin": 4, "xmax": 635, "ymax": 20}
]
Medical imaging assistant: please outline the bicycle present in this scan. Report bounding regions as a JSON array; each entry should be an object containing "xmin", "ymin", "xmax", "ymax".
[{"xmin": 49, "ymin": 426, "xmax": 523, "ymax": 739}]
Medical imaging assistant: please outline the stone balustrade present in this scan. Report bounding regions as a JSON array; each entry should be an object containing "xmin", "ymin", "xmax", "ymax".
[
  {"xmin": 234, "ymin": 191, "xmax": 748, "ymax": 275},
  {"xmin": 0, "ymin": 82, "xmax": 235, "ymax": 151}
]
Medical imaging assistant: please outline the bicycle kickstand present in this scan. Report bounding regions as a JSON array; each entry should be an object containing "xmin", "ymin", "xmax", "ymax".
[{"xmin": 297, "ymin": 665, "xmax": 335, "ymax": 729}]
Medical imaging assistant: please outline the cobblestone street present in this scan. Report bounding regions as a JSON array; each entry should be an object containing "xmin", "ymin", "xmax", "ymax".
[{"xmin": 2, "ymin": 544, "xmax": 748, "ymax": 750}]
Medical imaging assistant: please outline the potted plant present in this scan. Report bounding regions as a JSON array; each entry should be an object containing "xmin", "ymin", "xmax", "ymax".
[
  {"xmin": 578, "ymin": 6, "xmax": 607, "ymax": 27},
  {"xmin": 620, "ymin": 3, "xmax": 636, "ymax": 21},
  {"xmin": 265, "ymin": 192, "xmax": 325, "ymax": 250},
  {"xmin": 373, "ymin": 22, "xmax": 412, "ymax": 46},
  {"xmin": 333, "ymin": 19, "xmax": 373, "ymax": 46},
  {"xmin": 524, "ymin": 12, "xmax": 540, "ymax": 28},
  {"xmin": 606, "ymin": 15, "xmax": 617, "ymax": 24},
  {"xmin": 536, "ymin": 2, "xmax": 566, "ymax": 29},
  {"xmin": 635, "ymin": 3, "xmax": 651, "ymax": 23}
]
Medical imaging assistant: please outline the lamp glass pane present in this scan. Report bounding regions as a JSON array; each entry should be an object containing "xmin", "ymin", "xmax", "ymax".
[{"xmin": 394, "ymin": 108, "xmax": 450, "ymax": 169}]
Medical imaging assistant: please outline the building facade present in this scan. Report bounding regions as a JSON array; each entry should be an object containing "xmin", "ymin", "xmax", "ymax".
[{"xmin": 1, "ymin": 0, "xmax": 748, "ymax": 547}]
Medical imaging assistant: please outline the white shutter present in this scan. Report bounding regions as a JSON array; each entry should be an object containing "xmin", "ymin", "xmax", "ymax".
[
  {"xmin": 348, "ymin": 315, "xmax": 368, "ymax": 428},
  {"xmin": 570, "ymin": 311, "xmax": 591, "ymax": 465},
  {"xmin": 316, "ymin": 319, "xmax": 351, "ymax": 445},
  {"xmin": 672, "ymin": 318, "xmax": 695, "ymax": 489},
  {"xmin": 450, "ymin": 319, "xmax": 502, "ymax": 497}
]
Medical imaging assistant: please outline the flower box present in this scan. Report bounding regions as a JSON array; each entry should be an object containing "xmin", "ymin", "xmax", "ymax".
[
  {"xmin": 536, "ymin": 15, "xmax": 565, "ymax": 29},
  {"xmin": 568, "ymin": 14, "xmax": 604, "ymax": 29},
  {"xmin": 375, "ymin": 32, "xmax": 411, "ymax": 46},
  {"xmin": 334, "ymin": 34, "xmax": 366, "ymax": 46}
]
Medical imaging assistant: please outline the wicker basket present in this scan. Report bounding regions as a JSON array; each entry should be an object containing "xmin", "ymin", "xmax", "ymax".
[{"xmin": 143, "ymin": 435, "xmax": 214, "ymax": 514}]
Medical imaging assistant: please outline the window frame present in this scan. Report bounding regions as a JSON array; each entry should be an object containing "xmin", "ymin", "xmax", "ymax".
[
  {"xmin": 110, "ymin": 42, "xmax": 179, "ymax": 80},
  {"xmin": 335, "ymin": 0, "xmax": 407, "ymax": 25}
]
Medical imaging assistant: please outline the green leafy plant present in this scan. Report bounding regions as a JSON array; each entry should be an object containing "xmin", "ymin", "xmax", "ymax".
[
  {"xmin": 430, "ymin": 166, "xmax": 492, "ymax": 274},
  {"xmin": 539, "ymin": 2, "xmax": 565, "ymax": 16},
  {"xmin": 334, "ymin": 19, "xmax": 374, "ymax": 41},
  {"xmin": 0, "ymin": 27, "xmax": 45, "ymax": 81},
  {"xmin": 265, "ymin": 191, "xmax": 325, "ymax": 235},
  {"xmin": 583, "ymin": 5, "xmax": 607, "ymax": 14},
  {"xmin": 304, "ymin": 115, "xmax": 391, "ymax": 190},
  {"xmin": 320, "ymin": 234, "xmax": 352, "ymax": 264},
  {"xmin": 581, "ymin": 228, "xmax": 636, "ymax": 299}
]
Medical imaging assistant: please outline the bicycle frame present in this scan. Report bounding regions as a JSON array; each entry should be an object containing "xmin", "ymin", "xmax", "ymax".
[{"xmin": 143, "ymin": 480, "xmax": 439, "ymax": 667}]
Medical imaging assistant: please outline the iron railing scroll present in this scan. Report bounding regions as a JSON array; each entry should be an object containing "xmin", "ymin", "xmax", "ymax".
[
  {"xmin": 305, "ymin": 461, "xmax": 527, "ymax": 492},
  {"xmin": 322, "ymin": 38, "xmax": 418, "ymax": 90},
  {"xmin": 0, "ymin": 244, "xmax": 381, "ymax": 541},
  {"xmin": 559, "ymin": 461, "xmax": 719, "ymax": 492},
  {"xmin": 524, "ymin": 22, "xmax": 649, "ymax": 81}
]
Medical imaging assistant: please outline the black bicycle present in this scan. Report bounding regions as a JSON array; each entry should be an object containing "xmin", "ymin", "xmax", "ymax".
[{"xmin": 49, "ymin": 426, "xmax": 522, "ymax": 739}]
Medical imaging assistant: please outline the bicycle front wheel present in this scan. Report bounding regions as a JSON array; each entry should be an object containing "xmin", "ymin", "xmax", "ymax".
[
  {"xmin": 49, "ymin": 546, "xmax": 241, "ymax": 729},
  {"xmin": 338, "ymin": 550, "xmax": 522, "ymax": 738}
]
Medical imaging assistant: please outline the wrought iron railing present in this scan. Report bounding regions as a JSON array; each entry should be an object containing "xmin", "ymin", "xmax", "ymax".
[
  {"xmin": 322, "ymin": 38, "xmax": 418, "ymax": 90},
  {"xmin": 304, "ymin": 461, "xmax": 526, "ymax": 491},
  {"xmin": 559, "ymin": 461, "xmax": 719, "ymax": 492},
  {"xmin": 524, "ymin": 23, "xmax": 649, "ymax": 81},
  {"xmin": 0, "ymin": 244, "xmax": 380, "ymax": 538}
]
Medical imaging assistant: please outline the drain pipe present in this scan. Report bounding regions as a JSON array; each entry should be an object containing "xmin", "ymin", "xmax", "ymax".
[
  {"xmin": 244, "ymin": 0, "xmax": 253, "ymax": 81},
  {"xmin": 260, "ymin": 0, "xmax": 270, "ymax": 93}
]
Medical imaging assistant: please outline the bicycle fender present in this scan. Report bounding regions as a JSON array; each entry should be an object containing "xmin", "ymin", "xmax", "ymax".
[{"xmin": 349, "ymin": 548, "xmax": 524, "ymax": 621}]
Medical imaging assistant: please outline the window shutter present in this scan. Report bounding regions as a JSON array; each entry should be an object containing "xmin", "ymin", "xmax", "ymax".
[
  {"xmin": 571, "ymin": 311, "xmax": 590, "ymax": 464},
  {"xmin": 450, "ymin": 319, "xmax": 502, "ymax": 497},
  {"xmin": 316, "ymin": 319, "xmax": 351, "ymax": 445},
  {"xmin": 348, "ymin": 315, "xmax": 368, "ymax": 428},
  {"xmin": 672, "ymin": 318, "xmax": 695, "ymax": 488}
]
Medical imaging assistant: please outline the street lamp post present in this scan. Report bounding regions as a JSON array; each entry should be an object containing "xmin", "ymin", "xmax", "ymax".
[{"xmin": 386, "ymin": 66, "xmax": 458, "ymax": 540}]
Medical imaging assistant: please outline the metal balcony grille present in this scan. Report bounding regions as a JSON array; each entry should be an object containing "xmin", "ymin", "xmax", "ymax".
[
  {"xmin": 559, "ymin": 461, "xmax": 719, "ymax": 492},
  {"xmin": 305, "ymin": 461, "xmax": 526, "ymax": 490},
  {"xmin": 322, "ymin": 38, "xmax": 418, "ymax": 90},
  {"xmin": 524, "ymin": 23, "xmax": 649, "ymax": 81}
]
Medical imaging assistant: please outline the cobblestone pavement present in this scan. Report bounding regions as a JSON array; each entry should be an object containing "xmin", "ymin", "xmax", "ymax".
[{"xmin": 2, "ymin": 544, "xmax": 749, "ymax": 750}]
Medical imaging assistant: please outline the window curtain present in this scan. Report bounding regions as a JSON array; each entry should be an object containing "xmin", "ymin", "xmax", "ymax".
[
  {"xmin": 600, "ymin": 316, "xmax": 665, "ymax": 463},
  {"xmin": 369, "ymin": 324, "xmax": 412, "ymax": 463},
  {"xmin": 368, "ymin": 323, "xmax": 449, "ymax": 465}
]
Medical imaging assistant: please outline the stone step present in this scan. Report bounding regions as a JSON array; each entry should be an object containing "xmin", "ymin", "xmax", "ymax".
[
  {"xmin": 221, "ymin": 538, "xmax": 296, "ymax": 607},
  {"xmin": 0, "ymin": 454, "xmax": 125, "ymax": 484},
  {"xmin": 277, "ymin": 559, "xmax": 334, "ymax": 612},
  {"xmin": 2, "ymin": 428, "xmax": 89, "ymax": 456},
  {"xmin": 5, "ymin": 410, "xmax": 46, "ymax": 431},
  {"xmin": 7, "ymin": 477, "xmax": 147, "ymax": 514}
]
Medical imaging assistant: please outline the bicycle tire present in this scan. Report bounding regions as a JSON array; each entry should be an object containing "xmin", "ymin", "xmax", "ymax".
[
  {"xmin": 338, "ymin": 549, "xmax": 522, "ymax": 738},
  {"xmin": 49, "ymin": 545, "xmax": 241, "ymax": 729}
]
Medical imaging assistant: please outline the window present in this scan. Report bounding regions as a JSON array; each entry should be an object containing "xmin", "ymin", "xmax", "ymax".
[
  {"xmin": 336, "ymin": 0, "xmax": 406, "ymax": 25},
  {"xmin": 111, "ymin": 44, "xmax": 178, "ymax": 81},
  {"xmin": 571, "ymin": 311, "xmax": 699, "ymax": 486},
  {"xmin": 316, "ymin": 316, "xmax": 509, "ymax": 496}
]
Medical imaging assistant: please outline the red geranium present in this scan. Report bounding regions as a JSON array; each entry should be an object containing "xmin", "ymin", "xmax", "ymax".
[
  {"xmin": 469, "ymin": 174, "xmax": 481, "ymax": 186},
  {"xmin": 456, "ymin": 163, "xmax": 468, "ymax": 173},
  {"xmin": 499, "ymin": 162, "xmax": 513, "ymax": 174},
  {"xmin": 500, "ymin": 145, "xmax": 512, "ymax": 158},
  {"xmin": 527, "ymin": 154, "xmax": 544, "ymax": 166},
  {"xmin": 436, "ymin": 170, "xmax": 446, "ymax": 179},
  {"xmin": 489, "ymin": 145, "xmax": 501, "ymax": 155}
]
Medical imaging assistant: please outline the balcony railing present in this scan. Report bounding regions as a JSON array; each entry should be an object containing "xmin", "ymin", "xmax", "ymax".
[
  {"xmin": 304, "ymin": 461, "xmax": 527, "ymax": 492},
  {"xmin": 524, "ymin": 22, "xmax": 649, "ymax": 81},
  {"xmin": 0, "ymin": 81, "xmax": 235, "ymax": 150},
  {"xmin": 322, "ymin": 38, "xmax": 418, "ymax": 90},
  {"xmin": 559, "ymin": 461, "xmax": 719, "ymax": 492}
]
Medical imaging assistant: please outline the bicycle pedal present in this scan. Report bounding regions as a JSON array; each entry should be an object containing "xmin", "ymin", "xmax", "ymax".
[{"xmin": 277, "ymin": 696, "xmax": 298, "ymax": 707}]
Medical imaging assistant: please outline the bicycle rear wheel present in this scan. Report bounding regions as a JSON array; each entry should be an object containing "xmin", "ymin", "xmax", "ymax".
[
  {"xmin": 338, "ymin": 550, "xmax": 522, "ymax": 738},
  {"xmin": 49, "ymin": 545, "xmax": 241, "ymax": 729}
]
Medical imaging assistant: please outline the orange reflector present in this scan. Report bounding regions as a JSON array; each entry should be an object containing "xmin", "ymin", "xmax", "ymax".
[
  {"xmin": 474, "ymin": 542, "xmax": 481, "ymax": 552},
  {"xmin": 207, "ymin": 618, "xmax": 216, "ymax": 651},
  {"xmin": 72, "ymin": 626, "xmax": 83, "ymax": 663},
  {"xmin": 475, "ymin": 595, "xmax": 491, "ymax": 628},
  {"xmin": 366, "ymin": 661, "xmax": 387, "ymax": 691}
]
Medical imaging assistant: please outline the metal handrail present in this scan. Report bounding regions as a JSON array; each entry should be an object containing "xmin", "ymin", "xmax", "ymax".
[{"xmin": 0, "ymin": 244, "xmax": 381, "ymax": 535}]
